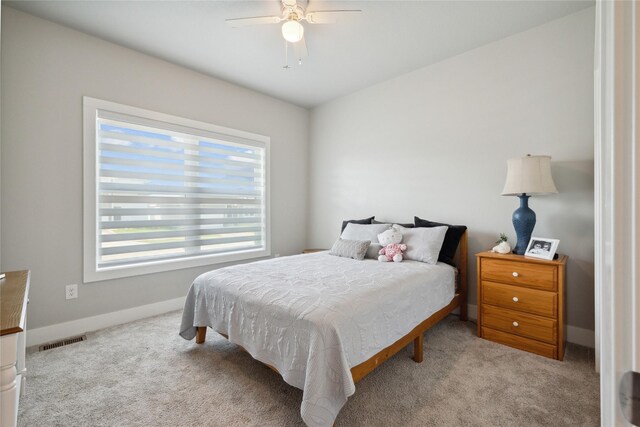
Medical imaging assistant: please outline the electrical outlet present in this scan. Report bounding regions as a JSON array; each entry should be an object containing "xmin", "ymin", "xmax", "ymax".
[{"xmin": 66, "ymin": 284, "xmax": 78, "ymax": 300}]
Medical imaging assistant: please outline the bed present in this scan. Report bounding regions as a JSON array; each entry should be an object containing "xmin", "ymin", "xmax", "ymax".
[{"xmin": 179, "ymin": 230, "xmax": 467, "ymax": 427}]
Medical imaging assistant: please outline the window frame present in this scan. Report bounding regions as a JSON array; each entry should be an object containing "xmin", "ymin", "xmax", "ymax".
[{"xmin": 83, "ymin": 97, "xmax": 271, "ymax": 283}]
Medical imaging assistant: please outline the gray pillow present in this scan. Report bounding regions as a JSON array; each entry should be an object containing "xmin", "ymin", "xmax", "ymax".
[
  {"xmin": 340, "ymin": 223, "xmax": 390, "ymax": 259},
  {"xmin": 366, "ymin": 244, "xmax": 383, "ymax": 260},
  {"xmin": 329, "ymin": 238, "xmax": 371, "ymax": 260}
]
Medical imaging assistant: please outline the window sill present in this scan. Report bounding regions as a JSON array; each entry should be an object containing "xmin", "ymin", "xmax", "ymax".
[{"xmin": 83, "ymin": 248, "xmax": 271, "ymax": 283}]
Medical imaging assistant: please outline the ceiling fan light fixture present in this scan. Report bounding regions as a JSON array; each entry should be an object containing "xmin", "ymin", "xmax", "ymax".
[{"xmin": 282, "ymin": 20, "xmax": 304, "ymax": 43}]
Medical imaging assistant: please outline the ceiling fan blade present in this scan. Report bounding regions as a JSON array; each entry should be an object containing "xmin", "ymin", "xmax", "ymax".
[
  {"xmin": 305, "ymin": 10, "xmax": 361, "ymax": 24},
  {"xmin": 226, "ymin": 16, "xmax": 282, "ymax": 28},
  {"xmin": 292, "ymin": 37, "xmax": 308, "ymax": 60}
]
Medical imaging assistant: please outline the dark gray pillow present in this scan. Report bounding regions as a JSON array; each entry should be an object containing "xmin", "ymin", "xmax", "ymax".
[
  {"xmin": 329, "ymin": 238, "xmax": 371, "ymax": 260},
  {"xmin": 372, "ymin": 219, "xmax": 415, "ymax": 228},
  {"xmin": 340, "ymin": 216, "xmax": 374, "ymax": 233}
]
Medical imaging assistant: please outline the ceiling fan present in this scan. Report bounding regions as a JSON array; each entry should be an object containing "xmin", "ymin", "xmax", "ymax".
[{"xmin": 226, "ymin": 0, "xmax": 361, "ymax": 65}]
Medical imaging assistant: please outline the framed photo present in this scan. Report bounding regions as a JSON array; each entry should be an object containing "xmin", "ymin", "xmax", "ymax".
[{"xmin": 524, "ymin": 237, "xmax": 560, "ymax": 260}]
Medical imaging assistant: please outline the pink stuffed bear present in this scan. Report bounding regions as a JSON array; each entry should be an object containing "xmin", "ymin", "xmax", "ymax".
[{"xmin": 377, "ymin": 226, "xmax": 407, "ymax": 262}]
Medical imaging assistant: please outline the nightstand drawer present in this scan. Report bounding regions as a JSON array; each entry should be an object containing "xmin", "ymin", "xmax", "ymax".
[
  {"xmin": 482, "ymin": 281, "xmax": 557, "ymax": 318},
  {"xmin": 481, "ymin": 327, "xmax": 557, "ymax": 359},
  {"xmin": 481, "ymin": 305, "xmax": 557, "ymax": 344},
  {"xmin": 481, "ymin": 258, "xmax": 557, "ymax": 291}
]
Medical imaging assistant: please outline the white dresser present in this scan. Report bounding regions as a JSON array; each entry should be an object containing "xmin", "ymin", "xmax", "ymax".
[{"xmin": 1, "ymin": 271, "xmax": 30, "ymax": 427}]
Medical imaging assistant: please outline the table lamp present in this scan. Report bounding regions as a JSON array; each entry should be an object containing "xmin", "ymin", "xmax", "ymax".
[{"xmin": 502, "ymin": 155, "xmax": 558, "ymax": 254}]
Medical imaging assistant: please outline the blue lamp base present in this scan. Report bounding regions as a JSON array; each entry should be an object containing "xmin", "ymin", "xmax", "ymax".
[{"xmin": 512, "ymin": 194, "xmax": 536, "ymax": 255}]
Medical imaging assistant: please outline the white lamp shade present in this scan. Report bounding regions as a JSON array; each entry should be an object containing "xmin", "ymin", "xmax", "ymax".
[
  {"xmin": 282, "ymin": 20, "xmax": 304, "ymax": 43},
  {"xmin": 501, "ymin": 155, "xmax": 558, "ymax": 196}
]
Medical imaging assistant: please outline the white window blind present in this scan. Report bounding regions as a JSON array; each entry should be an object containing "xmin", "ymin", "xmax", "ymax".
[{"xmin": 84, "ymin": 98, "xmax": 270, "ymax": 282}]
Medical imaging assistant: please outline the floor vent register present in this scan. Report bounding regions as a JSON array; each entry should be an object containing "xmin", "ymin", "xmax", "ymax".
[{"xmin": 39, "ymin": 335, "xmax": 87, "ymax": 351}]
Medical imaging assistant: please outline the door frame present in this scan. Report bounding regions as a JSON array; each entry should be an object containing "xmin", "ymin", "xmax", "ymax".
[{"xmin": 595, "ymin": 0, "xmax": 639, "ymax": 425}]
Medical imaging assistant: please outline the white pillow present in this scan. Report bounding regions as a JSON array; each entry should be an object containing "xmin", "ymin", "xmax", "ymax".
[
  {"xmin": 398, "ymin": 225, "xmax": 448, "ymax": 264},
  {"xmin": 341, "ymin": 223, "xmax": 390, "ymax": 259}
]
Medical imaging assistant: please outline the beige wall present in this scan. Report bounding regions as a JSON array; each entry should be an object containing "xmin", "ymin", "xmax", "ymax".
[
  {"xmin": 308, "ymin": 9, "xmax": 595, "ymax": 332},
  {"xmin": 1, "ymin": 7, "xmax": 309, "ymax": 329}
]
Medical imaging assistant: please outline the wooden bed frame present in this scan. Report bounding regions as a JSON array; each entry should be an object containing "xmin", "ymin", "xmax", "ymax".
[{"xmin": 195, "ymin": 230, "xmax": 468, "ymax": 384}]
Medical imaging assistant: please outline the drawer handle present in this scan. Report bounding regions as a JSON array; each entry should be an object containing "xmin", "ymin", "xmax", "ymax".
[
  {"xmin": 512, "ymin": 296, "xmax": 519, "ymax": 302},
  {"xmin": 512, "ymin": 272, "xmax": 519, "ymax": 277},
  {"xmin": 512, "ymin": 321, "xmax": 519, "ymax": 327}
]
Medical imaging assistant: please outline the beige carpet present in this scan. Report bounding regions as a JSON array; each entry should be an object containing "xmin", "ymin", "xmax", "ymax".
[{"xmin": 19, "ymin": 311, "xmax": 599, "ymax": 426}]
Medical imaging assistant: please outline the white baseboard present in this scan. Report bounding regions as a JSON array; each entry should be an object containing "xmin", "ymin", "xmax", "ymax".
[
  {"xmin": 466, "ymin": 304, "xmax": 595, "ymax": 348},
  {"xmin": 27, "ymin": 296, "xmax": 185, "ymax": 347},
  {"xmin": 565, "ymin": 325, "xmax": 595, "ymax": 348},
  {"xmin": 26, "ymin": 299, "xmax": 595, "ymax": 349}
]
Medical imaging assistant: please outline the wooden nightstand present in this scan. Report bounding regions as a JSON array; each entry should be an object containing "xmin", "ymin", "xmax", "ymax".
[{"xmin": 476, "ymin": 251, "xmax": 568, "ymax": 360}]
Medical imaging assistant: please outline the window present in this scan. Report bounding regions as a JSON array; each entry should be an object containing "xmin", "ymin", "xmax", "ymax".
[{"xmin": 83, "ymin": 97, "xmax": 270, "ymax": 282}]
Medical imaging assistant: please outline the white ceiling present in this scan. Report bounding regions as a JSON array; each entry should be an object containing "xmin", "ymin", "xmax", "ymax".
[{"xmin": 6, "ymin": 0, "xmax": 594, "ymax": 108}]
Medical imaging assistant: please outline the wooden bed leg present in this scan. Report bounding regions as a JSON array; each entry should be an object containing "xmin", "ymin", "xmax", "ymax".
[
  {"xmin": 413, "ymin": 334, "xmax": 424, "ymax": 363},
  {"xmin": 196, "ymin": 327, "xmax": 207, "ymax": 344},
  {"xmin": 460, "ymin": 301, "xmax": 468, "ymax": 321}
]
